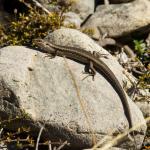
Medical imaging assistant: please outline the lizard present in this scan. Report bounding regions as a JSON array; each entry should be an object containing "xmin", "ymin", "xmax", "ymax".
[{"xmin": 33, "ymin": 38, "xmax": 134, "ymax": 132}]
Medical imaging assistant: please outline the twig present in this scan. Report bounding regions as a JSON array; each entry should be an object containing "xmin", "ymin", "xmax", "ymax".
[
  {"xmin": 53, "ymin": 147, "xmax": 56, "ymax": 150},
  {"xmin": 19, "ymin": 0, "xmax": 52, "ymax": 15},
  {"xmin": 0, "ymin": 128, "xmax": 3, "ymax": 138},
  {"xmin": 89, "ymin": 116, "xmax": 150, "ymax": 150},
  {"xmin": 56, "ymin": 140, "xmax": 69, "ymax": 150},
  {"xmin": 90, "ymin": 128, "xmax": 119, "ymax": 149},
  {"xmin": 31, "ymin": 0, "xmax": 52, "ymax": 14},
  {"xmin": 104, "ymin": 0, "xmax": 109, "ymax": 5},
  {"xmin": 48, "ymin": 141, "xmax": 52, "ymax": 150},
  {"xmin": 35, "ymin": 123, "xmax": 45, "ymax": 150}
]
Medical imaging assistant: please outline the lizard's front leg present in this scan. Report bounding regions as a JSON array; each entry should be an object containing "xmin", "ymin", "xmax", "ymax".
[
  {"xmin": 44, "ymin": 50, "xmax": 58, "ymax": 59},
  {"xmin": 83, "ymin": 61, "xmax": 96, "ymax": 80}
]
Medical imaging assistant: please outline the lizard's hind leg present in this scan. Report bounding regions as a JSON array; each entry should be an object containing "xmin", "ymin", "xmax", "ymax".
[
  {"xmin": 44, "ymin": 54, "xmax": 55, "ymax": 59},
  {"xmin": 44, "ymin": 50, "xmax": 58, "ymax": 59}
]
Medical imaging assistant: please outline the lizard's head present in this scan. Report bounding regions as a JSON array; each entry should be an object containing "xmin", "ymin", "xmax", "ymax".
[
  {"xmin": 33, "ymin": 38, "xmax": 56, "ymax": 53},
  {"xmin": 33, "ymin": 38, "xmax": 45, "ymax": 47}
]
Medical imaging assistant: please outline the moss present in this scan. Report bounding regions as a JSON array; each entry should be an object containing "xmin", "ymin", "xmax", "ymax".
[
  {"xmin": 0, "ymin": 0, "xmax": 72, "ymax": 47},
  {"xmin": 138, "ymin": 71, "xmax": 150, "ymax": 89},
  {"xmin": 81, "ymin": 28, "xmax": 95, "ymax": 37},
  {"xmin": 0, "ymin": 11, "xmax": 63, "ymax": 46},
  {"xmin": 0, "ymin": 0, "xmax": 95, "ymax": 47}
]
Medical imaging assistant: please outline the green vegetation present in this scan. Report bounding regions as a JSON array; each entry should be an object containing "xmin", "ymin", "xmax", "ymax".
[
  {"xmin": 133, "ymin": 40, "xmax": 146, "ymax": 56},
  {"xmin": 0, "ymin": 0, "xmax": 73, "ymax": 47},
  {"xmin": 82, "ymin": 28, "xmax": 95, "ymax": 37},
  {"xmin": 0, "ymin": 0, "xmax": 94, "ymax": 48},
  {"xmin": 133, "ymin": 40, "xmax": 149, "ymax": 65},
  {"xmin": 138, "ymin": 71, "xmax": 150, "ymax": 89},
  {"xmin": 0, "ymin": 25, "xmax": 8, "ymax": 47},
  {"xmin": 133, "ymin": 40, "xmax": 149, "ymax": 92},
  {"xmin": 0, "ymin": 11, "xmax": 62, "ymax": 46}
]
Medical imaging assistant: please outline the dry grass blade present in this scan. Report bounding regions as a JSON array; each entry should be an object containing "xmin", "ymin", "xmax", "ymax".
[
  {"xmin": 86, "ymin": 116, "xmax": 150, "ymax": 150},
  {"xmin": 31, "ymin": 0, "xmax": 52, "ymax": 15},
  {"xmin": 63, "ymin": 57, "xmax": 96, "ymax": 145},
  {"xmin": 56, "ymin": 141, "xmax": 69, "ymax": 150},
  {"xmin": 48, "ymin": 141, "xmax": 52, "ymax": 150},
  {"xmin": 0, "ymin": 128, "xmax": 3, "ymax": 138}
]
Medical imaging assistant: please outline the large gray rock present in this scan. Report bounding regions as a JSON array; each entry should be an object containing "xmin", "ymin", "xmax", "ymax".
[
  {"xmin": 0, "ymin": 29, "xmax": 146, "ymax": 149},
  {"xmin": 59, "ymin": 0, "xmax": 95, "ymax": 20},
  {"xmin": 63, "ymin": 12, "xmax": 82, "ymax": 29},
  {"xmin": 37, "ymin": 0, "xmax": 94, "ymax": 21},
  {"xmin": 82, "ymin": 0, "xmax": 150, "ymax": 38}
]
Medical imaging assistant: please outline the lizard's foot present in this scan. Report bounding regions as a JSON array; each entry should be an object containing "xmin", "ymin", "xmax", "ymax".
[
  {"xmin": 82, "ymin": 71, "xmax": 95, "ymax": 81},
  {"xmin": 82, "ymin": 61, "xmax": 96, "ymax": 81},
  {"xmin": 44, "ymin": 53, "xmax": 56, "ymax": 59}
]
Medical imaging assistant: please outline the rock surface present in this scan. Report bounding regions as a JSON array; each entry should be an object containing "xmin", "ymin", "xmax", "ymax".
[
  {"xmin": 63, "ymin": 12, "xmax": 82, "ymax": 29},
  {"xmin": 0, "ymin": 29, "xmax": 147, "ymax": 149},
  {"xmin": 136, "ymin": 102, "xmax": 150, "ymax": 117},
  {"xmin": 37, "ymin": 0, "xmax": 94, "ymax": 21},
  {"xmin": 61, "ymin": 0, "xmax": 95, "ymax": 20},
  {"xmin": 82, "ymin": 0, "xmax": 150, "ymax": 39}
]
